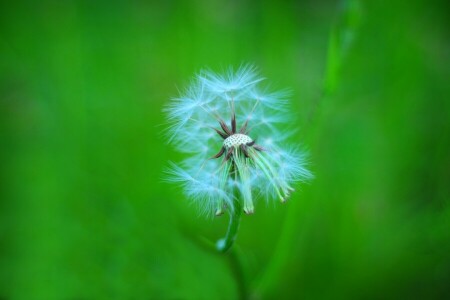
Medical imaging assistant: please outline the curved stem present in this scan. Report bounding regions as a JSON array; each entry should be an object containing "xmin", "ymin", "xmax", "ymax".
[
  {"xmin": 216, "ymin": 197, "xmax": 242, "ymax": 253},
  {"xmin": 228, "ymin": 246, "xmax": 247, "ymax": 300}
]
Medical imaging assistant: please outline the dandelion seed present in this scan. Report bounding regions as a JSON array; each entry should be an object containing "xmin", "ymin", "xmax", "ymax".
[{"xmin": 164, "ymin": 65, "xmax": 312, "ymax": 251}]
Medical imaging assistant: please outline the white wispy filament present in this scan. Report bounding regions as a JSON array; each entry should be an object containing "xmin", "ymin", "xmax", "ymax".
[{"xmin": 165, "ymin": 65, "xmax": 312, "ymax": 216}]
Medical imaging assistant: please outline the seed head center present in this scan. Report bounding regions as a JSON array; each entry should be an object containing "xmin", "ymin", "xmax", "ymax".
[{"xmin": 223, "ymin": 134, "xmax": 253, "ymax": 148}]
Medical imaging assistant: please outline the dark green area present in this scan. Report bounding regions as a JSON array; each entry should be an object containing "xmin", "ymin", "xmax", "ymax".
[{"xmin": 1, "ymin": 0, "xmax": 449, "ymax": 299}]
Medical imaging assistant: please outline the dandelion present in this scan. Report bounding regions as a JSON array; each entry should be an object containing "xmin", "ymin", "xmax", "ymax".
[{"xmin": 165, "ymin": 65, "xmax": 312, "ymax": 252}]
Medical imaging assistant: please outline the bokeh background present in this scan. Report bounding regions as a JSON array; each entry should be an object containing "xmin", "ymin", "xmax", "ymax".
[{"xmin": 1, "ymin": 0, "xmax": 449, "ymax": 299}]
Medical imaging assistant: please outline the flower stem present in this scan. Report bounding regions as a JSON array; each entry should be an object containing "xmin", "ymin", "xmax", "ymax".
[{"xmin": 216, "ymin": 197, "xmax": 242, "ymax": 253}]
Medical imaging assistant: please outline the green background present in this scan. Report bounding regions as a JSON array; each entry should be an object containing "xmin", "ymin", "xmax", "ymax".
[{"xmin": 1, "ymin": 0, "xmax": 449, "ymax": 299}]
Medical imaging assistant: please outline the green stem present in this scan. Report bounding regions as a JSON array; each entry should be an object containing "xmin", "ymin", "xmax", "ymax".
[
  {"xmin": 216, "ymin": 197, "xmax": 242, "ymax": 253},
  {"xmin": 228, "ymin": 246, "xmax": 247, "ymax": 300}
]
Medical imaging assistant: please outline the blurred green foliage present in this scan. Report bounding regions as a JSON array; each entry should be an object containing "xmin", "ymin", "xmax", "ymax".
[{"xmin": 1, "ymin": 0, "xmax": 449, "ymax": 299}]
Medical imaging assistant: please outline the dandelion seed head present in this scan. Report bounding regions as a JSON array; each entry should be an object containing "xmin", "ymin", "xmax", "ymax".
[{"xmin": 164, "ymin": 64, "xmax": 312, "ymax": 216}]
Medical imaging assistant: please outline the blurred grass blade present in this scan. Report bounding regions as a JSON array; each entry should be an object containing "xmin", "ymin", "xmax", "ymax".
[
  {"xmin": 324, "ymin": 0, "xmax": 362, "ymax": 95},
  {"xmin": 252, "ymin": 0, "xmax": 362, "ymax": 297}
]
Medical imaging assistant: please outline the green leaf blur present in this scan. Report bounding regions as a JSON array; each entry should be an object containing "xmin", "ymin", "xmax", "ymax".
[{"xmin": 1, "ymin": 0, "xmax": 449, "ymax": 299}]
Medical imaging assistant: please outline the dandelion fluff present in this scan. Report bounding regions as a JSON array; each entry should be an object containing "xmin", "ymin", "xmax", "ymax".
[{"xmin": 165, "ymin": 65, "xmax": 312, "ymax": 216}]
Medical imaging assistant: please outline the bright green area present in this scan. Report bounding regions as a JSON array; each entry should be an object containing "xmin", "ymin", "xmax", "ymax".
[{"xmin": 1, "ymin": 0, "xmax": 449, "ymax": 299}]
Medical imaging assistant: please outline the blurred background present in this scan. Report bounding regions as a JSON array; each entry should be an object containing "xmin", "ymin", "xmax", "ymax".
[{"xmin": 1, "ymin": 0, "xmax": 449, "ymax": 299}]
